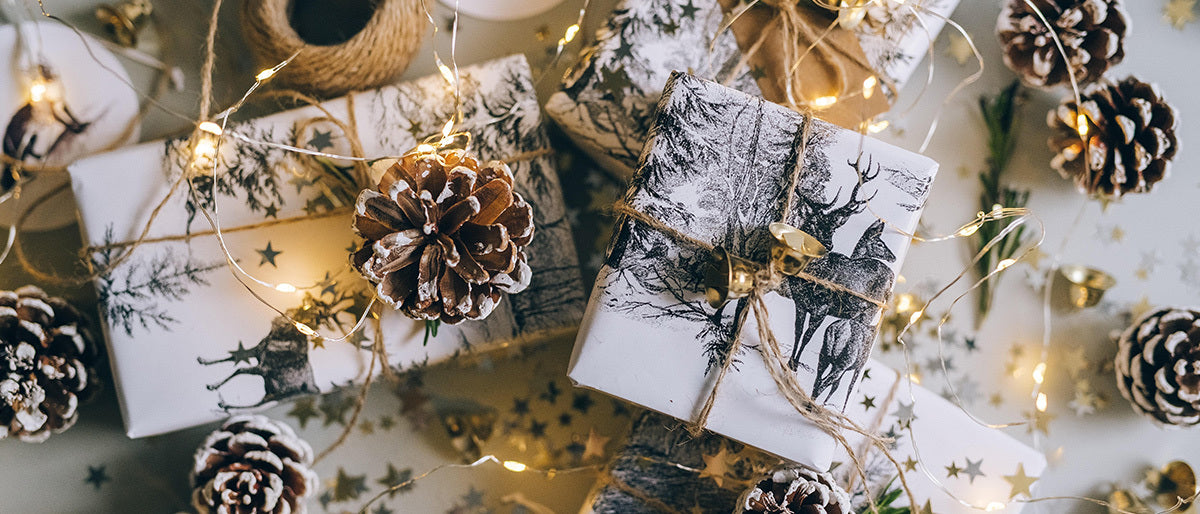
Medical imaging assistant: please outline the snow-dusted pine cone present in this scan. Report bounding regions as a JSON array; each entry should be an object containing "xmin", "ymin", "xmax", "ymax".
[
  {"xmin": 742, "ymin": 468, "xmax": 851, "ymax": 513},
  {"xmin": 1115, "ymin": 308, "xmax": 1200, "ymax": 426},
  {"xmin": 352, "ymin": 149, "xmax": 534, "ymax": 324},
  {"xmin": 1047, "ymin": 76, "xmax": 1178, "ymax": 199},
  {"xmin": 191, "ymin": 415, "xmax": 318, "ymax": 514},
  {"xmin": 997, "ymin": 0, "xmax": 1127, "ymax": 89},
  {"xmin": 0, "ymin": 285, "xmax": 96, "ymax": 443}
]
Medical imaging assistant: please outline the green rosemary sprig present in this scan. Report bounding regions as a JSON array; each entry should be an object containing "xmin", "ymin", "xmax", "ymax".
[
  {"xmin": 858, "ymin": 477, "xmax": 911, "ymax": 514},
  {"xmin": 974, "ymin": 80, "xmax": 1030, "ymax": 325}
]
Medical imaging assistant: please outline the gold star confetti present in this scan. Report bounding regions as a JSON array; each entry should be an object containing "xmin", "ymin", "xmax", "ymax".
[
  {"xmin": 989, "ymin": 393, "xmax": 1004, "ymax": 407},
  {"xmin": 582, "ymin": 428, "xmax": 611, "ymax": 461},
  {"xmin": 1165, "ymin": 0, "xmax": 1197, "ymax": 28},
  {"xmin": 919, "ymin": 500, "xmax": 935, "ymax": 514},
  {"xmin": 904, "ymin": 456, "xmax": 919, "ymax": 471},
  {"xmin": 957, "ymin": 164, "xmax": 971, "ymax": 178},
  {"xmin": 946, "ymin": 31, "xmax": 973, "ymax": 65},
  {"xmin": 946, "ymin": 461, "xmax": 963, "ymax": 478},
  {"xmin": 1003, "ymin": 463, "xmax": 1039, "ymax": 499},
  {"xmin": 1061, "ymin": 345, "xmax": 1089, "ymax": 379},
  {"xmin": 1025, "ymin": 409, "xmax": 1056, "ymax": 435},
  {"xmin": 1135, "ymin": 267, "xmax": 1150, "ymax": 281},
  {"xmin": 699, "ymin": 446, "xmax": 736, "ymax": 488},
  {"xmin": 1111, "ymin": 226, "xmax": 1126, "ymax": 243}
]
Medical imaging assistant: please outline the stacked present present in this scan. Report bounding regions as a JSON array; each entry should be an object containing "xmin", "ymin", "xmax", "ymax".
[{"xmin": 69, "ymin": 55, "xmax": 586, "ymax": 437}]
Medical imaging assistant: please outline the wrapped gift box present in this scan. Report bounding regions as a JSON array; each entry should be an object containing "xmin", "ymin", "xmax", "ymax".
[
  {"xmin": 69, "ymin": 55, "xmax": 586, "ymax": 437},
  {"xmin": 545, "ymin": 0, "xmax": 957, "ymax": 180},
  {"xmin": 581, "ymin": 411, "xmax": 760, "ymax": 513},
  {"xmin": 580, "ymin": 362, "xmax": 1047, "ymax": 514},
  {"xmin": 568, "ymin": 72, "xmax": 938, "ymax": 470},
  {"xmin": 837, "ymin": 361, "xmax": 1048, "ymax": 512}
]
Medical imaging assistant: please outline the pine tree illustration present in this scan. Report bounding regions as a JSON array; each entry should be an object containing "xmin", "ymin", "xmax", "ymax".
[{"xmin": 93, "ymin": 226, "xmax": 224, "ymax": 335}]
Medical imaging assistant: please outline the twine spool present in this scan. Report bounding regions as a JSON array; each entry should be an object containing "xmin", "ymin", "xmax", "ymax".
[{"xmin": 240, "ymin": 0, "xmax": 426, "ymax": 98}]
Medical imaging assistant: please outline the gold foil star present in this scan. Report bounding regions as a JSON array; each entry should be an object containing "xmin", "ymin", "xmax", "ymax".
[
  {"xmin": 946, "ymin": 32, "xmax": 973, "ymax": 65},
  {"xmin": 920, "ymin": 500, "xmax": 935, "ymax": 514},
  {"xmin": 1165, "ymin": 0, "xmax": 1197, "ymax": 29},
  {"xmin": 1135, "ymin": 267, "xmax": 1150, "ymax": 281},
  {"xmin": 1061, "ymin": 345, "xmax": 1089, "ymax": 379},
  {"xmin": 700, "ymin": 446, "xmax": 736, "ymax": 488},
  {"xmin": 904, "ymin": 456, "xmax": 918, "ymax": 471},
  {"xmin": 1003, "ymin": 463, "xmax": 1039, "ymax": 499},
  {"xmin": 1111, "ymin": 226, "xmax": 1126, "ymax": 243},
  {"xmin": 1025, "ymin": 409, "xmax": 1056, "ymax": 435},
  {"xmin": 582, "ymin": 428, "xmax": 611, "ymax": 461},
  {"xmin": 989, "ymin": 393, "xmax": 1004, "ymax": 407}
]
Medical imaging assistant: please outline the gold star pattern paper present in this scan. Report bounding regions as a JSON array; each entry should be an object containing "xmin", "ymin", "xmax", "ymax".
[
  {"xmin": 1165, "ymin": 0, "xmax": 1197, "ymax": 28},
  {"xmin": 699, "ymin": 446, "xmax": 736, "ymax": 488},
  {"xmin": 1003, "ymin": 463, "xmax": 1038, "ymax": 499}
]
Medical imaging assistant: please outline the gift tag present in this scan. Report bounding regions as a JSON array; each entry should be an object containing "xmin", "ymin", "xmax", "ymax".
[
  {"xmin": 441, "ymin": 0, "xmax": 565, "ymax": 21},
  {"xmin": 0, "ymin": 21, "xmax": 139, "ymax": 231}
]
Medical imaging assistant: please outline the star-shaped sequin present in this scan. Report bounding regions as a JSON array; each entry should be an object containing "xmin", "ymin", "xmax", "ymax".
[
  {"xmin": 945, "ymin": 461, "xmax": 962, "ymax": 478},
  {"xmin": 892, "ymin": 401, "xmax": 916, "ymax": 427},
  {"xmin": 1165, "ymin": 0, "xmax": 1197, "ymax": 28},
  {"xmin": 1003, "ymin": 463, "xmax": 1038, "ymax": 499},
  {"xmin": 946, "ymin": 32, "xmax": 974, "ymax": 65},
  {"xmin": 85, "ymin": 465, "xmax": 110, "ymax": 490},
  {"xmin": 256, "ymin": 241, "xmax": 282, "ymax": 268},
  {"xmin": 376, "ymin": 464, "xmax": 413, "ymax": 498},
  {"xmin": 860, "ymin": 395, "xmax": 876, "ymax": 410},
  {"xmin": 331, "ymin": 468, "xmax": 368, "ymax": 501},
  {"xmin": 903, "ymin": 456, "xmax": 918, "ymax": 472},
  {"xmin": 699, "ymin": 446, "xmax": 735, "ymax": 488},
  {"xmin": 287, "ymin": 397, "xmax": 319, "ymax": 428},
  {"xmin": 963, "ymin": 458, "xmax": 985, "ymax": 484},
  {"xmin": 582, "ymin": 428, "xmax": 611, "ymax": 460}
]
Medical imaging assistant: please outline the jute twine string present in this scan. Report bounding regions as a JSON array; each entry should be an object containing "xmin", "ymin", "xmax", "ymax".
[
  {"xmin": 611, "ymin": 110, "xmax": 918, "ymax": 513},
  {"xmin": 240, "ymin": 0, "xmax": 426, "ymax": 98}
]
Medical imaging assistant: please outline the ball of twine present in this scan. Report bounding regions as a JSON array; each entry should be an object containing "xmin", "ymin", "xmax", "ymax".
[{"xmin": 241, "ymin": 0, "xmax": 426, "ymax": 98}]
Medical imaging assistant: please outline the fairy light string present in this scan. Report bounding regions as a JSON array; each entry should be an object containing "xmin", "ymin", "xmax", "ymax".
[{"xmin": 8, "ymin": 0, "xmax": 1153, "ymax": 511}]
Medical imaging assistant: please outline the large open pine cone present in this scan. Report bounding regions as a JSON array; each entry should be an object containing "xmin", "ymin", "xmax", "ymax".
[
  {"xmin": 191, "ymin": 415, "xmax": 318, "ymax": 514},
  {"xmin": 1115, "ymin": 308, "xmax": 1200, "ymax": 426},
  {"xmin": 0, "ymin": 285, "xmax": 95, "ymax": 442},
  {"xmin": 997, "ymin": 0, "xmax": 1127, "ymax": 89},
  {"xmin": 352, "ymin": 149, "xmax": 534, "ymax": 324},
  {"xmin": 1047, "ymin": 77, "xmax": 1178, "ymax": 199},
  {"xmin": 742, "ymin": 468, "xmax": 850, "ymax": 513}
]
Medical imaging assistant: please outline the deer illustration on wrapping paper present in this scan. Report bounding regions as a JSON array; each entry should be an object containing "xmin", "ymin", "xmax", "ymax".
[
  {"xmin": 197, "ymin": 316, "xmax": 320, "ymax": 410},
  {"xmin": 784, "ymin": 155, "xmax": 896, "ymax": 404}
]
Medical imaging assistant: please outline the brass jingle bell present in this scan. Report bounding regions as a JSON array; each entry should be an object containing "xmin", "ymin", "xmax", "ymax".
[
  {"xmin": 769, "ymin": 222, "xmax": 828, "ymax": 276},
  {"xmin": 1150, "ymin": 461, "xmax": 1197, "ymax": 510},
  {"xmin": 1059, "ymin": 264, "xmax": 1116, "ymax": 309},
  {"xmin": 95, "ymin": 0, "xmax": 153, "ymax": 48},
  {"xmin": 705, "ymin": 246, "xmax": 757, "ymax": 309}
]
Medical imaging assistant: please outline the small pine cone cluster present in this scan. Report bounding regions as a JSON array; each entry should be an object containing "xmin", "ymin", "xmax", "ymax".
[
  {"xmin": 742, "ymin": 468, "xmax": 850, "ymax": 513},
  {"xmin": 0, "ymin": 285, "xmax": 96, "ymax": 442},
  {"xmin": 352, "ymin": 150, "xmax": 534, "ymax": 324},
  {"xmin": 997, "ymin": 0, "xmax": 1127, "ymax": 89},
  {"xmin": 191, "ymin": 415, "xmax": 318, "ymax": 514},
  {"xmin": 1116, "ymin": 308, "xmax": 1200, "ymax": 426},
  {"xmin": 1047, "ymin": 77, "xmax": 1178, "ymax": 199}
]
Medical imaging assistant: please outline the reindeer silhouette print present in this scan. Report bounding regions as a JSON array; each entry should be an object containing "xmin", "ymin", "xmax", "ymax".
[
  {"xmin": 198, "ymin": 316, "xmax": 319, "ymax": 410},
  {"xmin": 783, "ymin": 155, "xmax": 897, "ymax": 403}
]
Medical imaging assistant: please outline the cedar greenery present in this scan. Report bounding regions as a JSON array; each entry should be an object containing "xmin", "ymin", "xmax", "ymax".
[{"xmin": 974, "ymin": 81, "xmax": 1029, "ymax": 324}]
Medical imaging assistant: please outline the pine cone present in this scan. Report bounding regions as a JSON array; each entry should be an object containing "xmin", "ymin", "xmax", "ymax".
[
  {"xmin": 1047, "ymin": 77, "xmax": 1178, "ymax": 199},
  {"xmin": 997, "ymin": 0, "xmax": 1127, "ymax": 88},
  {"xmin": 191, "ymin": 415, "xmax": 318, "ymax": 514},
  {"xmin": 742, "ymin": 468, "xmax": 850, "ymax": 513},
  {"xmin": 0, "ymin": 285, "xmax": 95, "ymax": 442},
  {"xmin": 1115, "ymin": 308, "xmax": 1200, "ymax": 426},
  {"xmin": 352, "ymin": 150, "xmax": 534, "ymax": 324}
]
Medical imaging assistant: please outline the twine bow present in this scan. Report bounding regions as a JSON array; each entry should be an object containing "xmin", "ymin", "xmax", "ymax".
[{"xmin": 612, "ymin": 108, "xmax": 919, "ymax": 512}]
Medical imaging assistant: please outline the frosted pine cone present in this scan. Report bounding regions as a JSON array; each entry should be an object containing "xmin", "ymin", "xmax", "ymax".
[
  {"xmin": 1115, "ymin": 308, "xmax": 1200, "ymax": 426},
  {"xmin": 1047, "ymin": 77, "xmax": 1178, "ymax": 199},
  {"xmin": 191, "ymin": 415, "xmax": 318, "ymax": 514},
  {"xmin": 997, "ymin": 0, "xmax": 1127, "ymax": 89},
  {"xmin": 352, "ymin": 150, "xmax": 534, "ymax": 324},
  {"xmin": 0, "ymin": 285, "xmax": 96, "ymax": 442},
  {"xmin": 743, "ymin": 468, "xmax": 850, "ymax": 513}
]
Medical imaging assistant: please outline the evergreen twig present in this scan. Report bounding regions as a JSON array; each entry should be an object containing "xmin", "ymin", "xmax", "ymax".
[{"xmin": 973, "ymin": 81, "xmax": 1031, "ymax": 325}]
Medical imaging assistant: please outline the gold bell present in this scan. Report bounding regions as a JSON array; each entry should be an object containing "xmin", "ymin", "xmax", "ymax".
[
  {"xmin": 95, "ymin": 0, "xmax": 153, "ymax": 47},
  {"xmin": 1149, "ymin": 461, "xmax": 1197, "ymax": 510},
  {"xmin": 769, "ymin": 222, "xmax": 827, "ymax": 276},
  {"xmin": 705, "ymin": 246, "xmax": 757, "ymax": 309},
  {"xmin": 1059, "ymin": 264, "xmax": 1116, "ymax": 309}
]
